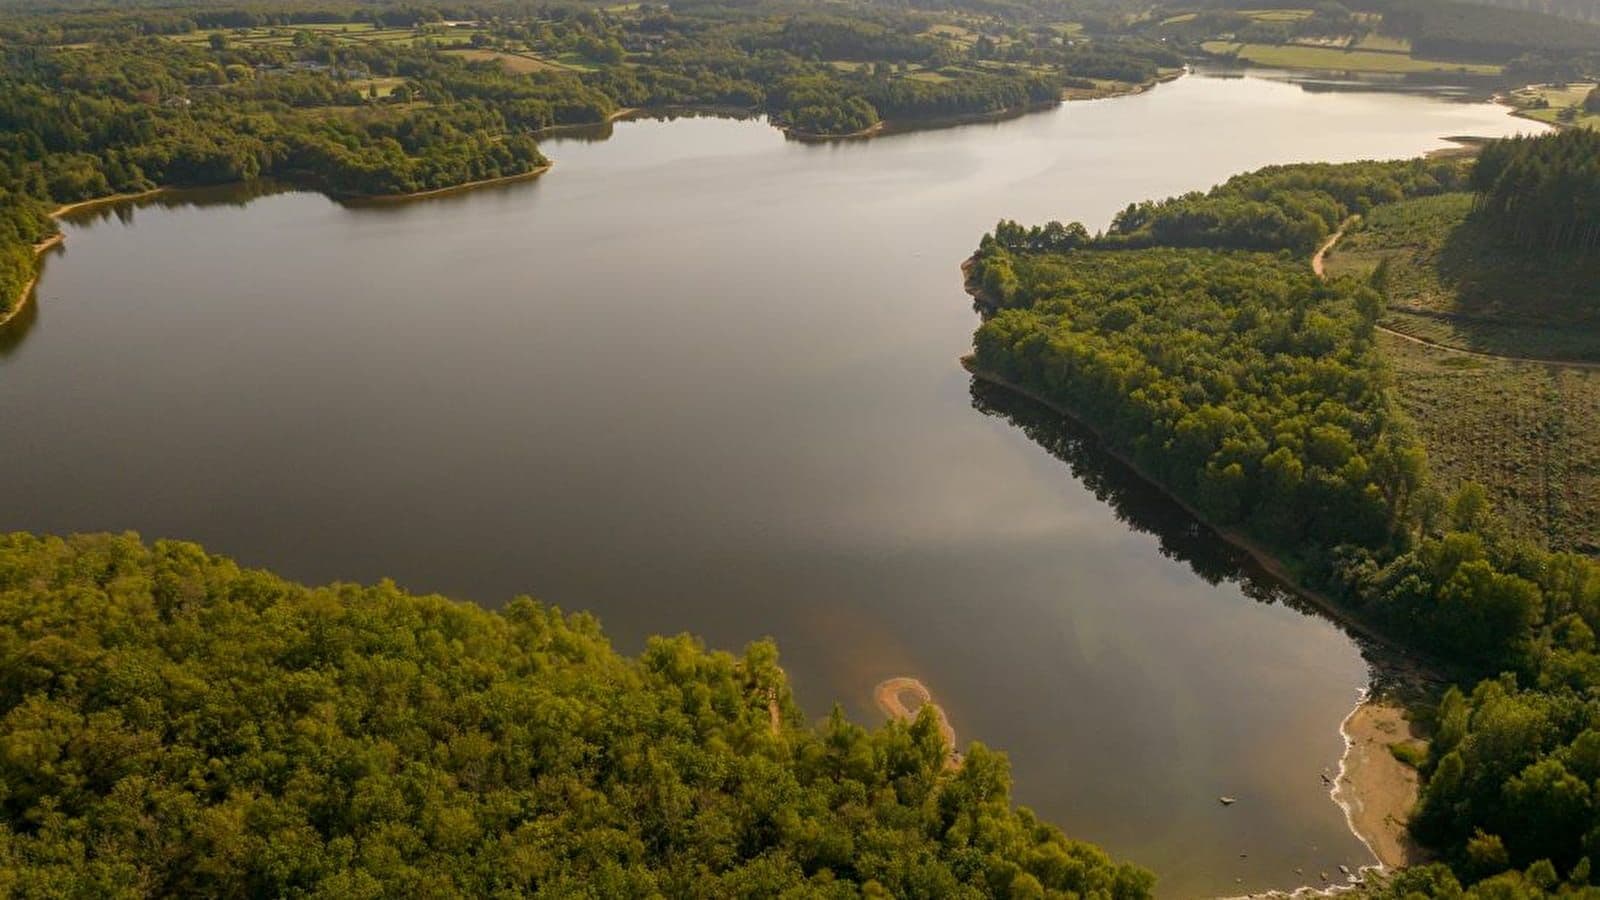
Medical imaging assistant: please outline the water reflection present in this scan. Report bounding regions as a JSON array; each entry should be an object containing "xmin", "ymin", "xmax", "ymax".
[
  {"xmin": 973, "ymin": 378, "xmax": 1313, "ymax": 602},
  {"xmin": 971, "ymin": 376, "xmax": 1442, "ymax": 698},
  {"xmin": 1198, "ymin": 63, "xmax": 1501, "ymax": 96},
  {"xmin": 0, "ymin": 279, "xmax": 39, "ymax": 358}
]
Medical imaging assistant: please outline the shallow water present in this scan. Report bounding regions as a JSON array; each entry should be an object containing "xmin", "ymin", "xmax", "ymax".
[{"xmin": 1, "ymin": 73, "xmax": 1542, "ymax": 896}]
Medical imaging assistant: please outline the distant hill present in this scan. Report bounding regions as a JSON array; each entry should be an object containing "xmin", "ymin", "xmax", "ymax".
[
  {"xmin": 1453, "ymin": 0, "xmax": 1600, "ymax": 25},
  {"xmin": 1372, "ymin": 0, "xmax": 1600, "ymax": 60}
]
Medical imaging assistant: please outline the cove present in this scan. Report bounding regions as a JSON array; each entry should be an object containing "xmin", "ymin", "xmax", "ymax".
[{"xmin": 0, "ymin": 72, "xmax": 1539, "ymax": 896}]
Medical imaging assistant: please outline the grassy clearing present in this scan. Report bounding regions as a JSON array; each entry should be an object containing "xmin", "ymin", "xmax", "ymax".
[
  {"xmin": 347, "ymin": 76, "xmax": 408, "ymax": 97},
  {"xmin": 1327, "ymin": 192, "xmax": 1600, "ymax": 354},
  {"xmin": 1330, "ymin": 191, "xmax": 1600, "ymax": 552},
  {"xmin": 549, "ymin": 51, "xmax": 599, "ymax": 72},
  {"xmin": 294, "ymin": 22, "xmax": 377, "ymax": 32},
  {"xmin": 1201, "ymin": 40, "xmax": 1502, "ymax": 74},
  {"xmin": 1389, "ymin": 740, "xmax": 1429, "ymax": 769},
  {"xmin": 1060, "ymin": 77, "xmax": 1147, "ymax": 99},
  {"xmin": 1378, "ymin": 311, "xmax": 1600, "ymax": 363},
  {"xmin": 443, "ymin": 48, "xmax": 564, "ymax": 73},
  {"xmin": 1518, "ymin": 107, "xmax": 1600, "ymax": 130},
  {"xmin": 1243, "ymin": 8, "xmax": 1315, "ymax": 21},
  {"xmin": 1381, "ymin": 331, "xmax": 1600, "ymax": 554},
  {"xmin": 1506, "ymin": 83, "xmax": 1600, "ymax": 131},
  {"xmin": 922, "ymin": 23, "xmax": 979, "ymax": 44},
  {"xmin": 163, "ymin": 22, "xmax": 488, "ymax": 51},
  {"xmin": 1290, "ymin": 35, "xmax": 1354, "ymax": 48},
  {"xmin": 1159, "ymin": 12, "xmax": 1198, "ymax": 25},
  {"xmin": 970, "ymin": 59, "xmax": 1056, "ymax": 74},
  {"xmin": 1354, "ymin": 33, "xmax": 1412, "ymax": 52}
]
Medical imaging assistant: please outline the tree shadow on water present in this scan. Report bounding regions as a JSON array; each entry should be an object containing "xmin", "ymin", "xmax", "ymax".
[
  {"xmin": 0, "ymin": 281, "xmax": 39, "ymax": 360},
  {"xmin": 969, "ymin": 376, "xmax": 1435, "ymax": 689}
]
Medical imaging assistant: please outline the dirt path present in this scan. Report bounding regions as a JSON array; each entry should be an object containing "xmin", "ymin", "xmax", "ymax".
[
  {"xmin": 1311, "ymin": 219, "xmax": 1600, "ymax": 371},
  {"xmin": 874, "ymin": 677, "xmax": 960, "ymax": 767},
  {"xmin": 1311, "ymin": 216, "xmax": 1357, "ymax": 278},
  {"xmin": 1374, "ymin": 324, "xmax": 1600, "ymax": 371}
]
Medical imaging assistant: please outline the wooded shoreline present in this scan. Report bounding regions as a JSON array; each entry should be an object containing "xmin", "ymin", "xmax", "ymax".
[
  {"xmin": 959, "ymin": 253, "xmax": 1457, "ymax": 670},
  {"xmin": 962, "ymin": 352, "xmax": 1431, "ymax": 881},
  {"xmin": 4, "ymin": 79, "xmax": 1198, "ymax": 328},
  {"xmin": 0, "ymin": 188, "xmax": 176, "ymax": 329},
  {"xmin": 960, "ymin": 351, "xmax": 1402, "ymax": 652},
  {"xmin": 2, "ymin": 166, "xmax": 567, "ymax": 323}
]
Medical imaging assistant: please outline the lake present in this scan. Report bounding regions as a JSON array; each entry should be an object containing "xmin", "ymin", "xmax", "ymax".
[{"xmin": 1, "ymin": 72, "xmax": 1542, "ymax": 896}]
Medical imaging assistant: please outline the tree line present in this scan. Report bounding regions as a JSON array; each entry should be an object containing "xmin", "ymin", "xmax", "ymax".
[
  {"xmin": 1372, "ymin": 0, "xmax": 1600, "ymax": 61},
  {"xmin": 1471, "ymin": 129, "xmax": 1600, "ymax": 255},
  {"xmin": 982, "ymin": 158, "xmax": 1469, "ymax": 259}
]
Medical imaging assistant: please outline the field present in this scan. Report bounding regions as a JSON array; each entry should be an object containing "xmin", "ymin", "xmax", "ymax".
[
  {"xmin": 346, "ymin": 76, "xmax": 408, "ymax": 97},
  {"xmin": 167, "ymin": 22, "xmax": 489, "ymax": 50},
  {"xmin": 1326, "ymin": 193, "xmax": 1600, "ymax": 360},
  {"xmin": 442, "ymin": 48, "xmax": 566, "ymax": 73},
  {"xmin": 1323, "ymin": 191, "xmax": 1600, "ymax": 553},
  {"xmin": 922, "ymin": 23, "xmax": 981, "ymax": 44},
  {"xmin": 1242, "ymin": 8, "xmax": 1315, "ymax": 21},
  {"xmin": 1381, "ymin": 332, "xmax": 1600, "ymax": 554},
  {"xmin": 923, "ymin": 18, "xmax": 1081, "ymax": 48},
  {"xmin": 1506, "ymin": 82, "xmax": 1600, "ymax": 131},
  {"xmin": 1353, "ymin": 33, "xmax": 1412, "ymax": 52},
  {"xmin": 1200, "ymin": 41, "xmax": 1502, "ymax": 74}
]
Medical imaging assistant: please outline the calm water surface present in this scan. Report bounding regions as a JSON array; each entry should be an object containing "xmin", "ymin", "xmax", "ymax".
[{"xmin": 2, "ymin": 74, "xmax": 1542, "ymax": 896}]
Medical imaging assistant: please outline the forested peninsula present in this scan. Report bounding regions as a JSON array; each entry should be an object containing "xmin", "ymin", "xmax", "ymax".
[
  {"xmin": 965, "ymin": 129, "xmax": 1600, "ymax": 897},
  {"xmin": 0, "ymin": 531, "xmax": 1155, "ymax": 897}
]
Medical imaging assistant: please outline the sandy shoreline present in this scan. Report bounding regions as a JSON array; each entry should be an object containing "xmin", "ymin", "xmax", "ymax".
[
  {"xmin": 2, "ymin": 233, "xmax": 67, "ymax": 329},
  {"xmin": 1228, "ymin": 701, "xmax": 1428, "ymax": 897},
  {"xmin": 52, "ymin": 187, "xmax": 173, "ymax": 219},
  {"xmin": 353, "ymin": 164, "xmax": 553, "ymax": 203},
  {"xmin": 1333, "ymin": 698, "xmax": 1427, "ymax": 870},
  {"xmin": 11, "ymin": 185, "xmax": 181, "ymax": 329},
  {"xmin": 874, "ymin": 676, "xmax": 960, "ymax": 767}
]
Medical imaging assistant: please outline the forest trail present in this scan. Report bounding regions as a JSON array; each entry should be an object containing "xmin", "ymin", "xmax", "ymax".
[
  {"xmin": 1374, "ymin": 325, "xmax": 1600, "ymax": 370},
  {"xmin": 1311, "ymin": 215, "xmax": 1357, "ymax": 278}
]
